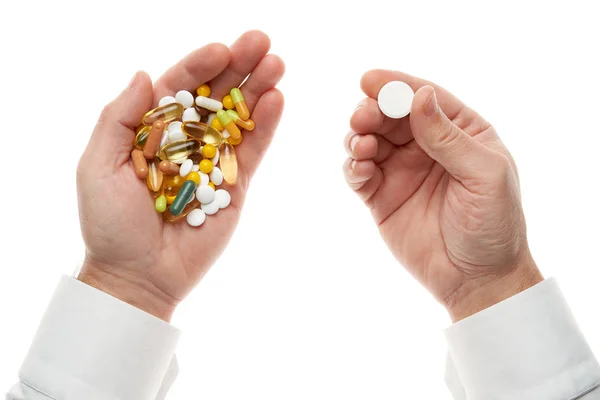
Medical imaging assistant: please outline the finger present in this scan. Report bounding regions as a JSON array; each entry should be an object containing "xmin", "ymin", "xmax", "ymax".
[
  {"xmin": 239, "ymin": 54, "xmax": 285, "ymax": 113},
  {"xmin": 88, "ymin": 71, "xmax": 153, "ymax": 168},
  {"xmin": 351, "ymin": 98, "xmax": 412, "ymax": 145},
  {"xmin": 343, "ymin": 158, "xmax": 383, "ymax": 206},
  {"xmin": 153, "ymin": 43, "xmax": 230, "ymax": 101},
  {"xmin": 410, "ymin": 86, "xmax": 502, "ymax": 183},
  {"xmin": 209, "ymin": 30, "xmax": 272, "ymax": 99},
  {"xmin": 236, "ymin": 88, "xmax": 284, "ymax": 186},
  {"xmin": 344, "ymin": 131, "xmax": 395, "ymax": 163}
]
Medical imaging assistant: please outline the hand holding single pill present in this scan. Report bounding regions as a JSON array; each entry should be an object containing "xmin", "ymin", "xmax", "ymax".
[
  {"xmin": 344, "ymin": 69, "xmax": 542, "ymax": 321},
  {"xmin": 76, "ymin": 31, "xmax": 285, "ymax": 321}
]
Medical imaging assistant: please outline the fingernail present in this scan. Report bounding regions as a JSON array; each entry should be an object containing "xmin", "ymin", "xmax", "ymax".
[
  {"xmin": 350, "ymin": 135, "xmax": 360, "ymax": 152},
  {"xmin": 355, "ymin": 99, "xmax": 368, "ymax": 110},
  {"xmin": 350, "ymin": 160, "xmax": 357, "ymax": 170},
  {"xmin": 423, "ymin": 89, "xmax": 438, "ymax": 117}
]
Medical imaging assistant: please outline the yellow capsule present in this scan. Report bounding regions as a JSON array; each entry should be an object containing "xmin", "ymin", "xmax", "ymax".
[
  {"xmin": 217, "ymin": 110, "xmax": 241, "ymax": 139},
  {"xmin": 142, "ymin": 103, "xmax": 184, "ymax": 126},
  {"xmin": 146, "ymin": 159, "xmax": 164, "ymax": 194},
  {"xmin": 196, "ymin": 84, "xmax": 211, "ymax": 97},
  {"xmin": 222, "ymin": 95, "xmax": 234, "ymax": 110},
  {"xmin": 202, "ymin": 144, "xmax": 217, "ymax": 158},
  {"xmin": 230, "ymin": 88, "xmax": 250, "ymax": 120},
  {"xmin": 199, "ymin": 159, "xmax": 214, "ymax": 174},
  {"xmin": 186, "ymin": 171, "xmax": 201, "ymax": 185},
  {"xmin": 159, "ymin": 139, "xmax": 201, "ymax": 162},
  {"xmin": 134, "ymin": 125, "xmax": 152, "ymax": 150},
  {"xmin": 227, "ymin": 134, "xmax": 243, "ymax": 146},
  {"xmin": 208, "ymin": 182, "xmax": 215, "ymax": 189},
  {"xmin": 166, "ymin": 194, "xmax": 177, "ymax": 205},
  {"xmin": 227, "ymin": 110, "xmax": 255, "ymax": 131},
  {"xmin": 211, "ymin": 116, "xmax": 224, "ymax": 131},
  {"xmin": 219, "ymin": 143, "xmax": 238, "ymax": 184},
  {"xmin": 181, "ymin": 121, "xmax": 224, "ymax": 146}
]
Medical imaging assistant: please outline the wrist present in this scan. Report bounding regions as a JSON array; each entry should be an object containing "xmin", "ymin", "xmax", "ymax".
[
  {"xmin": 77, "ymin": 257, "xmax": 177, "ymax": 322},
  {"xmin": 445, "ymin": 253, "xmax": 543, "ymax": 322}
]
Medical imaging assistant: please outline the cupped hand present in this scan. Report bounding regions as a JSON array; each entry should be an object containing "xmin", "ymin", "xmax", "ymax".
[
  {"xmin": 344, "ymin": 70, "xmax": 542, "ymax": 321},
  {"xmin": 77, "ymin": 31, "xmax": 285, "ymax": 320}
]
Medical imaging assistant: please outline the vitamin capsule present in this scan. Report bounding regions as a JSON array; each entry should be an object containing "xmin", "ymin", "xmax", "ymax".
[
  {"xmin": 195, "ymin": 96, "xmax": 223, "ymax": 112},
  {"xmin": 175, "ymin": 90, "xmax": 194, "ymax": 108},
  {"xmin": 227, "ymin": 134, "xmax": 243, "ymax": 146},
  {"xmin": 210, "ymin": 167, "xmax": 223, "ymax": 185},
  {"xmin": 164, "ymin": 175, "xmax": 184, "ymax": 198},
  {"xmin": 230, "ymin": 88, "xmax": 250, "ymax": 120},
  {"xmin": 158, "ymin": 96, "xmax": 176, "ymax": 107},
  {"xmin": 182, "ymin": 107, "xmax": 201, "ymax": 122},
  {"xmin": 158, "ymin": 139, "xmax": 200, "ymax": 162},
  {"xmin": 202, "ymin": 144, "xmax": 217, "ymax": 158},
  {"xmin": 219, "ymin": 143, "xmax": 237, "ymax": 184},
  {"xmin": 159, "ymin": 160, "xmax": 179, "ymax": 175},
  {"xmin": 227, "ymin": 110, "xmax": 255, "ymax": 131},
  {"xmin": 222, "ymin": 95, "xmax": 234, "ymax": 110},
  {"xmin": 155, "ymin": 195, "xmax": 167, "ymax": 213},
  {"xmin": 164, "ymin": 198, "xmax": 200, "ymax": 222},
  {"xmin": 216, "ymin": 110, "xmax": 241, "ymax": 139},
  {"xmin": 166, "ymin": 194, "xmax": 177, "ymax": 205},
  {"xmin": 143, "ymin": 121, "xmax": 166, "ymax": 159},
  {"xmin": 199, "ymin": 159, "xmax": 214, "ymax": 174},
  {"xmin": 196, "ymin": 84, "xmax": 211, "ymax": 97},
  {"xmin": 147, "ymin": 160, "xmax": 164, "ymax": 193},
  {"xmin": 168, "ymin": 180, "xmax": 196, "ymax": 216},
  {"xmin": 215, "ymin": 189, "xmax": 231, "ymax": 209},
  {"xmin": 196, "ymin": 185, "xmax": 215, "ymax": 204},
  {"xmin": 179, "ymin": 159, "xmax": 193, "ymax": 177},
  {"xmin": 134, "ymin": 125, "xmax": 152, "ymax": 150},
  {"xmin": 201, "ymin": 199, "xmax": 220, "ymax": 215},
  {"xmin": 208, "ymin": 182, "xmax": 215, "ymax": 190},
  {"xmin": 186, "ymin": 171, "xmax": 201, "ymax": 185},
  {"xmin": 181, "ymin": 121, "xmax": 223, "ymax": 146},
  {"xmin": 143, "ymin": 103, "xmax": 184, "ymax": 126},
  {"xmin": 186, "ymin": 209, "xmax": 206, "ymax": 227},
  {"xmin": 211, "ymin": 116, "xmax": 224, "ymax": 131},
  {"xmin": 131, "ymin": 149, "xmax": 149, "ymax": 179}
]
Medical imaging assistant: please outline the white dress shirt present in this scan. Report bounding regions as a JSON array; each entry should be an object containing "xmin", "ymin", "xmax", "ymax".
[{"xmin": 6, "ymin": 276, "xmax": 600, "ymax": 399}]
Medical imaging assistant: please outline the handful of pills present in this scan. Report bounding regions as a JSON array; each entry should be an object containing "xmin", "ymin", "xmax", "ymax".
[{"xmin": 131, "ymin": 84, "xmax": 255, "ymax": 227}]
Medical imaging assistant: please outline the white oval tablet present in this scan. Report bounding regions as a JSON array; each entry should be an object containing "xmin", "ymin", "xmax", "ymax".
[
  {"xmin": 377, "ymin": 81, "xmax": 414, "ymax": 119},
  {"xmin": 210, "ymin": 167, "xmax": 223, "ymax": 186},
  {"xmin": 201, "ymin": 199, "xmax": 220, "ymax": 215},
  {"xmin": 168, "ymin": 121, "xmax": 183, "ymax": 134},
  {"xmin": 175, "ymin": 90, "xmax": 194, "ymax": 108},
  {"xmin": 179, "ymin": 159, "xmax": 193, "ymax": 177},
  {"xmin": 158, "ymin": 96, "xmax": 176, "ymax": 107},
  {"xmin": 211, "ymin": 149, "xmax": 220, "ymax": 165},
  {"xmin": 191, "ymin": 164, "xmax": 199, "ymax": 172},
  {"xmin": 182, "ymin": 107, "xmax": 201, "ymax": 122},
  {"xmin": 186, "ymin": 209, "xmax": 206, "ymax": 227},
  {"xmin": 215, "ymin": 189, "xmax": 231, "ymax": 209},
  {"xmin": 196, "ymin": 185, "xmax": 215, "ymax": 204}
]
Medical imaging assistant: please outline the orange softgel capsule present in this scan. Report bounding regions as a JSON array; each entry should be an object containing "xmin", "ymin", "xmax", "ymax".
[
  {"xmin": 158, "ymin": 139, "xmax": 201, "ymax": 162},
  {"xmin": 219, "ymin": 143, "xmax": 237, "ymax": 184},
  {"xmin": 181, "ymin": 121, "xmax": 224, "ymax": 146}
]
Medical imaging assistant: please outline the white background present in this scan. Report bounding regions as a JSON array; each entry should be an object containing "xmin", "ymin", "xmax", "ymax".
[{"xmin": 1, "ymin": 0, "xmax": 599, "ymax": 398}]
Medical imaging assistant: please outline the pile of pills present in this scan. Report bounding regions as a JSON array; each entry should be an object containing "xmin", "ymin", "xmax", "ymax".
[{"xmin": 130, "ymin": 84, "xmax": 254, "ymax": 227}]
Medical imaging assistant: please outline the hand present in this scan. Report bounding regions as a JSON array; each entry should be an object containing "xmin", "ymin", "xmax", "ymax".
[
  {"xmin": 77, "ymin": 31, "xmax": 285, "ymax": 321},
  {"xmin": 344, "ymin": 70, "xmax": 542, "ymax": 321}
]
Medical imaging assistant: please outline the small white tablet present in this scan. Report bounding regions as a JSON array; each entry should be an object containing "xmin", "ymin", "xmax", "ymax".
[{"xmin": 377, "ymin": 81, "xmax": 414, "ymax": 119}]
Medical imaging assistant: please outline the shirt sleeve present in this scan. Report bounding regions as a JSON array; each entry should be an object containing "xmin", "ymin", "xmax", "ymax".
[
  {"xmin": 6, "ymin": 276, "xmax": 181, "ymax": 400},
  {"xmin": 444, "ymin": 277, "xmax": 600, "ymax": 399}
]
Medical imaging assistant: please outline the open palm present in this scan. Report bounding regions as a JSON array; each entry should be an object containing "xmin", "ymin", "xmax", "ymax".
[
  {"xmin": 344, "ymin": 70, "xmax": 538, "ymax": 318},
  {"xmin": 77, "ymin": 31, "xmax": 285, "ymax": 319}
]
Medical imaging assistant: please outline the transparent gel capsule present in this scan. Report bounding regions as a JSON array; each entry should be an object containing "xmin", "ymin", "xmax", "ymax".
[
  {"xmin": 163, "ymin": 198, "xmax": 200, "ymax": 222},
  {"xmin": 219, "ymin": 143, "xmax": 238, "ymax": 184},
  {"xmin": 146, "ymin": 159, "xmax": 164, "ymax": 194},
  {"xmin": 181, "ymin": 121, "xmax": 224, "ymax": 146},
  {"xmin": 158, "ymin": 139, "xmax": 200, "ymax": 162},
  {"xmin": 142, "ymin": 103, "xmax": 184, "ymax": 126},
  {"xmin": 134, "ymin": 125, "xmax": 152, "ymax": 150}
]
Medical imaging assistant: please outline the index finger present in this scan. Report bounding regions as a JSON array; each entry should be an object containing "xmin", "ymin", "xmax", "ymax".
[{"xmin": 153, "ymin": 43, "xmax": 231, "ymax": 101}]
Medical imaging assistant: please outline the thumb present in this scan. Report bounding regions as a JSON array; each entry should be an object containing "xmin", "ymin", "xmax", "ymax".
[
  {"xmin": 87, "ymin": 71, "xmax": 154, "ymax": 167},
  {"xmin": 409, "ymin": 86, "xmax": 500, "ymax": 182}
]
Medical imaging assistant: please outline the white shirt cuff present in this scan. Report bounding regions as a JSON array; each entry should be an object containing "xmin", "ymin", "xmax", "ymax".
[
  {"xmin": 444, "ymin": 277, "xmax": 600, "ymax": 399},
  {"xmin": 18, "ymin": 276, "xmax": 181, "ymax": 400}
]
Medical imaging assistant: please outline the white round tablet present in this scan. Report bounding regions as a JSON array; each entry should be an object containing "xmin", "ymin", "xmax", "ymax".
[
  {"xmin": 186, "ymin": 209, "xmax": 206, "ymax": 227},
  {"xmin": 158, "ymin": 96, "xmax": 176, "ymax": 107},
  {"xmin": 175, "ymin": 90, "xmax": 194, "ymax": 108},
  {"xmin": 201, "ymin": 199, "xmax": 220, "ymax": 215},
  {"xmin": 214, "ymin": 189, "xmax": 231, "ymax": 209},
  {"xmin": 377, "ymin": 81, "xmax": 414, "ymax": 119},
  {"xmin": 182, "ymin": 107, "xmax": 201, "ymax": 122},
  {"xmin": 168, "ymin": 121, "xmax": 183, "ymax": 134},
  {"xmin": 196, "ymin": 185, "xmax": 215, "ymax": 204}
]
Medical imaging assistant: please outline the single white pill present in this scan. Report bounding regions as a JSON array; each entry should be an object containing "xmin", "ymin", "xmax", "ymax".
[
  {"xmin": 191, "ymin": 164, "xmax": 199, "ymax": 172},
  {"xmin": 377, "ymin": 81, "xmax": 414, "ymax": 119},
  {"xmin": 186, "ymin": 209, "xmax": 206, "ymax": 227},
  {"xmin": 222, "ymin": 128, "xmax": 231, "ymax": 139},
  {"xmin": 168, "ymin": 129, "xmax": 186, "ymax": 142},
  {"xmin": 158, "ymin": 96, "xmax": 177, "ymax": 107},
  {"xmin": 199, "ymin": 172, "xmax": 210, "ymax": 186},
  {"xmin": 196, "ymin": 185, "xmax": 215, "ymax": 204},
  {"xmin": 168, "ymin": 121, "xmax": 183, "ymax": 134},
  {"xmin": 195, "ymin": 96, "xmax": 223, "ymax": 112},
  {"xmin": 206, "ymin": 113, "xmax": 217, "ymax": 126},
  {"xmin": 182, "ymin": 107, "xmax": 201, "ymax": 122},
  {"xmin": 175, "ymin": 90, "xmax": 194, "ymax": 108},
  {"xmin": 201, "ymin": 199, "xmax": 220, "ymax": 215},
  {"xmin": 210, "ymin": 167, "xmax": 223, "ymax": 186},
  {"xmin": 211, "ymin": 149, "xmax": 220, "ymax": 165},
  {"xmin": 179, "ymin": 159, "xmax": 193, "ymax": 176},
  {"xmin": 215, "ymin": 189, "xmax": 231, "ymax": 209}
]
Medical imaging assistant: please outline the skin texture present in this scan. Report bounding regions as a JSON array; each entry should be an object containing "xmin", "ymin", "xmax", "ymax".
[
  {"xmin": 77, "ymin": 31, "xmax": 285, "ymax": 321},
  {"xmin": 344, "ymin": 70, "xmax": 543, "ymax": 322}
]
